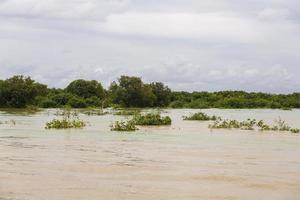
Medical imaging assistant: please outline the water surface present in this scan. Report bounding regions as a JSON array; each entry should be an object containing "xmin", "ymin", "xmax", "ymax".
[{"xmin": 0, "ymin": 109, "xmax": 300, "ymax": 200}]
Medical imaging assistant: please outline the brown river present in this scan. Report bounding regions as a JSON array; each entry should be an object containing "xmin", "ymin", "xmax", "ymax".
[{"xmin": 0, "ymin": 109, "xmax": 300, "ymax": 200}]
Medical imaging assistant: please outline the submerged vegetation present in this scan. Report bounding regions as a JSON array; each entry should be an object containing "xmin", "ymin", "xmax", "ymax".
[
  {"xmin": 45, "ymin": 109, "xmax": 86, "ymax": 129},
  {"xmin": 209, "ymin": 117, "xmax": 299, "ymax": 134},
  {"xmin": 110, "ymin": 120, "xmax": 138, "ymax": 132},
  {"xmin": 0, "ymin": 119, "xmax": 16, "ymax": 125},
  {"xmin": 114, "ymin": 109, "xmax": 141, "ymax": 116},
  {"xmin": 183, "ymin": 112, "xmax": 218, "ymax": 121},
  {"xmin": 1, "ymin": 75, "xmax": 300, "ymax": 109},
  {"xmin": 81, "ymin": 108, "xmax": 109, "ymax": 116},
  {"xmin": 133, "ymin": 113, "xmax": 172, "ymax": 126},
  {"xmin": 111, "ymin": 113, "xmax": 172, "ymax": 132}
]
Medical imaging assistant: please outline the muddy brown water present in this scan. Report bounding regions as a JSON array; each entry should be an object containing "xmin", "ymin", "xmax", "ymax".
[{"xmin": 0, "ymin": 109, "xmax": 300, "ymax": 200}]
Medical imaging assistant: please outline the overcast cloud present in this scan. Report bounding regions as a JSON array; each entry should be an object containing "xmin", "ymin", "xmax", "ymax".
[{"xmin": 0, "ymin": 0, "xmax": 299, "ymax": 93}]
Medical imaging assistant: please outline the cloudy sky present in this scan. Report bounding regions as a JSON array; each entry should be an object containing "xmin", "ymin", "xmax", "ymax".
[{"xmin": 0, "ymin": 0, "xmax": 300, "ymax": 93}]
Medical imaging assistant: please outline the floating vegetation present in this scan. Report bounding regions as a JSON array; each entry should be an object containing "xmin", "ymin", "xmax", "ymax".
[
  {"xmin": 110, "ymin": 120, "xmax": 138, "ymax": 132},
  {"xmin": 209, "ymin": 117, "xmax": 299, "ymax": 134},
  {"xmin": 183, "ymin": 112, "xmax": 218, "ymax": 121},
  {"xmin": 114, "ymin": 109, "xmax": 141, "ymax": 116},
  {"xmin": 133, "ymin": 113, "xmax": 171, "ymax": 126},
  {"xmin": 290, "ymin": 128, "xmax": 300, "ymax": 134},
  {"xmin": 81, "ymin": 108, "xmax": 109, "ymax": 116},
  {"xmin": 0, "ymin": 119, "xmax": 16, "ymax": 125},
  {"xmin": 45, "ymin": 109, "xmax": 85, "ymax": 129}
]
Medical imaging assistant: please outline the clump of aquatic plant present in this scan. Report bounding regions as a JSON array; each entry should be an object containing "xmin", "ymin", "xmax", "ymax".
[
  {"xmin": 114, "ymin": 109, "xmax": 141, "ymax": 116},
  {"xmin": 183, "ymin": 112, "xmax": 218, "ymax": 121},
  {"xmin": 210, "ymin": 117, "xmax": 299, "ymax": 134},
  {"xmin": 45, "ymin": 109, "xmax": 85, "ymax": 129},
  {"xmin": 0, "ymin": 119, "xmax": 16, "ymax": 125},
  {"xmin": 82, "ymin": 108, "xmax": 109, "ymax": 116},
  {"xmin": 290, "ymin": 128, "xmax": 300, "ymax": 134},
  {"xmin": 274, "ymin": 118, "xmax": 291, "ymax": 131},
  {"xmin": 110, "ymin": 120, "xmax": 138, "ymax": 132},
  {"xmin": 240, "ymin": 119, "xmax": 257, "ymax": 130},
  {"xmin": 133, "ymin": 113, "xmax": 172, "ymax": 126},
  {"xmin": 209, "ymin": 119, "xmax": 241, "ymax": 129},
  {"xmin": 257, "ymin": 120, "xmax": 272, "ymax": 131}
]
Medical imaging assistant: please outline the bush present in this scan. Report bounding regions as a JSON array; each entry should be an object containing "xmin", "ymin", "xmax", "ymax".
[
  {"xmin": 67, "ymin": 96, "xmax": 87, "ymax": 108},
  {"xmin": 114, "ymin": 109, "xmax": 141, "ymax": 116},
  {"xmin": 183, "ymin": 112, "xmax": 217, "ymax": 121},
  {"xmin": 133, "ymin": 113, "xmax": 171, "ymax": 126},
  {"xmin": 110, "ymin": 120, "xmax": 138, "ymax": 132},
  {"xmin": 290, "ymin": 128, "xmax": 300, "ymax": 133},
  {"xmin": 45, "ymin": 109, "xmax": 86, "ymax": 129},
  {"xmin": 81, "ymin": 108, "xmax": 109, "ymax": 116},
  {"xmin": 39, "ymin": 98, "xmax": 57, "ymax": 108}
]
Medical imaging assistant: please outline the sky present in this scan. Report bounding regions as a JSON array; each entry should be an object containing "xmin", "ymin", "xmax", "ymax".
[{"xmin": 0, "ymin": 0, "xmax": 300, "ymax": 93}]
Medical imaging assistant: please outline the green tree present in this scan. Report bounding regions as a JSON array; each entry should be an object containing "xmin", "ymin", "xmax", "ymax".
[
  {"xmin": 149, "ymin": 82, "xmax": 171, "ymax": 107},
  {"xmin": 65, "ymin": 79, "xmax": 105, "ymax": 99},
  {"xmin": 0, "ymin": 75, "xmax": 48, "ymax": 108}
]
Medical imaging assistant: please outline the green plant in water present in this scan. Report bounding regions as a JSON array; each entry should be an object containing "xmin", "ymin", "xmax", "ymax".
[
  {"xmin": 82, "ymin": 108, "xmax": 109, "ymax": 116},
  {"xmin": 0, "ymin": 119, "xmax": 16, "ymax": 125},
  {"xmin": 45, "ymin": 108, "xmax": 85, "ymax": 129},
  {"xmin": 290, "ymin": 128, "xmax": 300, "ymax": 133},
  {"xmin": 114, "ymin": 109, "xmax": 141, "ymax": 116},
  {"xmin": 183, "ymin": 112, "xmax": 218, "ymax": 121},
  {"xmin": 133, "ymin": 113, "xmax": 171, "ymax": 126},
  {"xmin": 110, "ymin": 120, "xmax": 138, "ymax": 132}
]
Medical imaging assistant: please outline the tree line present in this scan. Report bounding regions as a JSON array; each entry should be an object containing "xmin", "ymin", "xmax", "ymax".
[{"xmin": 0, "ymin": 75, "xmax": 299, "ymax": 109}]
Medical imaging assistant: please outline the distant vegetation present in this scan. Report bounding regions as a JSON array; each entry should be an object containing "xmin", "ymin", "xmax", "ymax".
[
  {"xmin": 183, "ymin": 112, "xmax": 218, "ymax": 121},
  {"xmin": 1, "ymin": 75, "xmax": 300, "ymax": 109},
  {"xmin": 114, "ymin": 109, "xmax": 141, "ymax": 116}
]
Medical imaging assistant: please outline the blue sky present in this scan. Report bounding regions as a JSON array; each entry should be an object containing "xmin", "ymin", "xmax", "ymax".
[{"xmin": 0, "ymin": 0, "xmax": 299, "ymax": 93}]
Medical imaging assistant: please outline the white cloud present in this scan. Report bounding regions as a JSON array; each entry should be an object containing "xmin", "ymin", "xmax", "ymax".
[
  {"xmin": 0, "ymin": 0, "xmax": 300, "ymax": 93},
  {"xmin": 0, "ymin": 0, "xmax": 130, "ymax": 21}
]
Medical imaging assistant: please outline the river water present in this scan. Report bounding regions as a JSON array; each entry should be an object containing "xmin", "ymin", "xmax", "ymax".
[{"xmin": 0, "ymin": 109, "xmax": 300, "ymax": 200}]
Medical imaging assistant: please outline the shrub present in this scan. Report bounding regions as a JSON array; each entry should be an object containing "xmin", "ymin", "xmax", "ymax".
[
  {"xmin": 133, "ymin": 113, "xmax": 171, "ymax": 126},
  {"xmin": 114, "ymin": 109, "xmax": 141, "ymax": 116},
  {"xmin": 45, "ymin": 109, "xmax": 85, "ymax": 129},
  {"xmin": 183, "ymin": 112, "xmax": 218, "ymax": 121},
  {"xmin": 82, "ymin": 108, "xmax": 109, "ymax": 116},
  {"xmin": 67, "ymin": 96, "xmax": 87, "ymax": 108},
  {"xmin": 38, "ymin": 98, "xmax": 57, "ymax": 108},
  {"xmin": 110, "ymin": 120, "xmax": 138, "ymax": 132},
  {"xmin": 290, "ymin": 128, "xmax": 300, "ymax": 133}
]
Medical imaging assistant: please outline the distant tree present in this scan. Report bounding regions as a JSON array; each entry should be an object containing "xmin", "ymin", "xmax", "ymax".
[
  {"xmin": 149, "ymin": 82, "xmax": 171, "ymax": 107},
  {"xmin": 109, "ymin": 76, "xmax": 157, "ymax": 107},
  {"xmin": 0, "ymin": 75, "xmax": 48, "ymax": 108},
  {"xmin": 65, "ymin": 79, "xmax": 105, "ymax": 99}
]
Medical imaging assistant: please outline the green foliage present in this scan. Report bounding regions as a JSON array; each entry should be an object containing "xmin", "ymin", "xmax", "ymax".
[
  {"xmin": 149, "ymin": 82, "xmax": 172, "ymax": 107},
  {"xmin": 67, "ymin": 96, "xmax": 87, "ymax": 108},
  {"xmin": 114, "ymin": 109, "xmax": 141, "ymax": 116},
  {"xmin": 209, "ymin": 118, "xmax": 299, "ymax": 133},
  {"xmin": 81, "ymin": 108, "xmax": 109, "ymax": 116},
  {"xmin": 183, "ymin": 112, "xmax": 218, "ymax": 121},
  {"xmin": 171, "ymin": 91, "xmax": 300, "ymax": 109},
  {"xmin": 110, "ymin": 120, "xmax": 138, "ymax": 132},
  {"xmin": 1, "ymin": 75, "xmax": 300, "ymax": 109},
  {"xmin": 45, "ymin": 109, "xmax": 85, "ymax": 129},
  {"xmin": 290, "ymin": 128, "xmax": 300, "ymax": 133},
  {"xmin": 0, "ymin": 75, "xmax": 48, "ymax": 108},
  {"xmin": 133, "ymin": 113, "xmax": 172, "ymax": 126},
  {"xmin": 109, "ymin": 76, "xmax": 171, "ymax": 108},
  {"xmin": 66, "ymin": 79, "xmax": 105, "ymax": 99}
]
